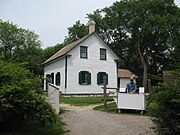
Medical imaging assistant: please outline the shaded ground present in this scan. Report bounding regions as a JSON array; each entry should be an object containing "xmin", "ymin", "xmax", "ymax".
[{"xmin": 61, "ymin": 104, "xmax": 155, "ymax": 135}]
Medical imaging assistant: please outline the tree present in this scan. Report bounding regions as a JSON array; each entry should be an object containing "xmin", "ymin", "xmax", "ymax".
[
  {"xmin": 164, "ymin": 21, "xmax": 180, "ymax": 70},
  {"xmin": 64, "ymin": 20, "xmax": 88, "ymax": 45},
  {"xmin": 0, "ymin": 20, "xmax": 19, "ymax": 60},
  {"xmin": 88, "ymin": 0, "xmax": 180, "ymax": 89},
  {"xmin": 0, "ymin": 60, "xmax": 57, "ymax": 132},
  {"xmin": 0, "ymin": 20, "xmax": 43, "ymax": 75},
  {"xmin": 42, "ymin": 43, "xmax": 65, "ymax": 62}
]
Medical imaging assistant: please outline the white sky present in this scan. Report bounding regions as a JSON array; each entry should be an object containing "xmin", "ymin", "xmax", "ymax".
[{"xmin": 0, "ymin": 0, "xmax": 180, "ymax": 48}]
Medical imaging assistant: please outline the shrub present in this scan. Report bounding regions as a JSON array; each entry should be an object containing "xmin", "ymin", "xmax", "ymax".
[
  {"xmin": 147, "ymin": 71, "xmax": 180, "ymax": 135},
  {"xmin": 0, "ymin": 60, "xmax": 57, "ymax": 132}
]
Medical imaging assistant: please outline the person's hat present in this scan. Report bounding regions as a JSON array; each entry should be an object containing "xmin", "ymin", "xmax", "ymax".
[
  {"xmin": 130, "ymin": 78, "xmax": 134, "ymax": 82},
  {"xmin": 130, "ymin": 75, "xmax": 135, "ymax": 79}
]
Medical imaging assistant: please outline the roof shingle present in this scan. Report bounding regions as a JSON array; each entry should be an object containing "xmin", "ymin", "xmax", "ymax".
[
  {"xmin": 118, "ymin": 69, "xmax": 138, "ymax": 78},
  {"xmin": 42, "ymin": 35, "xmax": 88, "ymax": 65}
]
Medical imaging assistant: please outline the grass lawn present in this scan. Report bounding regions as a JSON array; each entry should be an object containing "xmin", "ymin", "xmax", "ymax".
[
  {"xmin": 60, "ymin": 96, "xmax": 152, "ymax": 115},
  {"xmin": 93, "ymin": 100, "xmax": 153, "ymax": 116},
  {"xmin": 93, "ymin": 102, "xmax": 117, "ymax": 113},
  {"xmin": 60, "ymin": 96, "xmax": 113, "ymax": 106}
]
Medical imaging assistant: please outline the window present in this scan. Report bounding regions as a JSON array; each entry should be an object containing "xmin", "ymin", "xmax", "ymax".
[
  {"xmin": 46, "ymin": 74, "xmax": 51, "ymax": 83},
  {"xmin": 100, "ymin": 48, "xmax": 107, "ymax": 60},
  {"xmin": 46, "ymin": 73, "xmax": 54, "ymax": 84},
  {"xmin": 80, "ymin": 46, "xmax": 88, "ymax": 58},
  {"xmin": 51, "ymin": 73, "xmax": 54, "ymax": 84},
  {"xmin": 79, "ymin": 71, "xmax": 91, "ymax": 85},
  {"xmin": 55, "ymin": 72, "xmax": 60, "ymax": 86},
  {"xmin": 97, "ymin": 72, "xmax": 108, "ymax": 85},
  {"xmin": 45, "ymin": 73, "xmax": 54, "ymax": 90},
  {"xmin": 46, "ymin": 74, "xmax": 51, "ymax": 90}
]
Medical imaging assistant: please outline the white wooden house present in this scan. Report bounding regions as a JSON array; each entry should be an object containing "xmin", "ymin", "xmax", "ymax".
[{"xmin": 42, "ymin": 21, "xmax": 119, "ymax": 94}]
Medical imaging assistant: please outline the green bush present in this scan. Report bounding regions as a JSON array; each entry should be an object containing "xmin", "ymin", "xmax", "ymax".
[
  {"xmin": 0, "ymin": 60, "xmax": 57, "ymax": 133},
  {"xmin": 147, "ymin": 72, "xmax": 180, "ymax": 135}
]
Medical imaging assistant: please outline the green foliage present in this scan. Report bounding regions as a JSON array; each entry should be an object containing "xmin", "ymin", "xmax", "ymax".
[
  {"xmin": 0, "ymin": 60, "xmax": 57, "ymax": 132},
  {"xmin": 0, "ymin": 20, "xmax": 44, "ymax": 75},
  {"xmin": 0, "ymin": 119, "xmax": 65, "ymax": 135},
  {"xmin": 42, "ymin": 43, "xmax": 65, "ymax": 62},
  {"xmin": 64, "ymin": 20, "xmax": 88, "ymax": 45},
  {"xmin": 87, "ymin": 0, "xmax": 180, "ymax": 86},
  {"xmin": 147, "ymin": 72, "xmax": 180, "ymax": 134}
]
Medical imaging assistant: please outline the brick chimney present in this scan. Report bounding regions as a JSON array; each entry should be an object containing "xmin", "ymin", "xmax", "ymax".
[{"xmin": 88, "ymin": 20, "xmax": 96, "ymax": 34}]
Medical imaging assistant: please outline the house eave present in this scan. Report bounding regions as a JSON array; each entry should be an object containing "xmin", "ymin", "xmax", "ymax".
[
  {"xmin": 42, "ymin": 54, "xmax": 71, "ymax": 66},
  {"xmin": 42, "ymin": 33, "xmax": 97, "ymax": 66}
]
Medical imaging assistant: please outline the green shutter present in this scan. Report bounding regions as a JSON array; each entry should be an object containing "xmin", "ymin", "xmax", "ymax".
[
  {"xmin": 97, "ymin": 72, "xmax": 100, "ymax": 85},
  {"xmin": 79, "ymin": 72, "xmax": 82, "ymax": 84},
  {"xmin": 46, "ymin": 74, "xmax": 50, "ymax": 90},
  {"xmin": 102, "ymin": 72, "xmax": 106, "ymax": 85},
  {"xmin": 59, "ymin": 73, "xmax": 61, "ymax": 85},
  {"xmin": 51, "ymin": 73, "xmax": 54, "ymax": 84},
  {"xmin": 55, "ymin": 73, "xmax": 57, "ymax": 85},
  {"xmin": 56, "ymin": 72, "xmax": 60, "ymax": 86},
  {"xmin": 88, "ymin": 72, "xmax": 91, "ymax": 85}
]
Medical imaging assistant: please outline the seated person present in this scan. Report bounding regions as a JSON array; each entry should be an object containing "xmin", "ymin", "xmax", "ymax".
[{"xmin": 126, "ymin": 78, "xmax": 137, "ymax": 93}]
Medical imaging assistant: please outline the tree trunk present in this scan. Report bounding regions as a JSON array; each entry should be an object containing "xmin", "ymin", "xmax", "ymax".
[
  {"xmin": 143, "ymin": 62, "xmax": 148, "ymax": 91},
  {"xmin": 137, "ymin": 34, "xmax": 148, "ymax": 92}
]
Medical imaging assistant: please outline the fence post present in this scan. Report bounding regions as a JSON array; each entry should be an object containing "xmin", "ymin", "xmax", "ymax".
[{"xmin": 103, "ymin": 76, "xmax": 107, "ymax": 111}]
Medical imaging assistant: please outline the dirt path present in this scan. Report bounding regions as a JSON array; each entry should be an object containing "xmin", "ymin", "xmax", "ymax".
[{"xmin": 61, "ymin": 103, "xmax": 155, "ymax": 135}]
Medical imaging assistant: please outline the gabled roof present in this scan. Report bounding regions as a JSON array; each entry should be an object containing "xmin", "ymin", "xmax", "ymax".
[
  {"xmin": 42, "ymin": 32, "xmax": 119, "ymax": 66},
  {"xmin": 42, "ymin": 35, "xmax": 89, "ymax": 65},
  {"xmin": 118, "ymin": 69, "xmax": 138, "ymax": 78}
]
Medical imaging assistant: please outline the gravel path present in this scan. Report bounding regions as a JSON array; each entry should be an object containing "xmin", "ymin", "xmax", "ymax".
[{"xmin": 61, "ymin": 104, "xmax": 155, "ymax": 135}]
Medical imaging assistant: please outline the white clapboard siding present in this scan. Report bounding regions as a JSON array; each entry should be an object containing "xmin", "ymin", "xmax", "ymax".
[{"xmin": 44, "ymin": 34, "xmax": 118, "ymax": 94}]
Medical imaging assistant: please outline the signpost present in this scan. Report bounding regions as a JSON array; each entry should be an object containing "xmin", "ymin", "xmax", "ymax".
[{"xmin": 103, "ymin": 76, "xmax": 107, "ymax": 111}]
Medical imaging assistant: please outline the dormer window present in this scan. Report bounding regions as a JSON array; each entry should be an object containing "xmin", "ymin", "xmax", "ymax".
[
  {"xmin": 100, "ymin": 48, "xmax": 106, "ymax": 60},
  {"xmin": 80, "ymin": 46, "xmax": 88, "ymax": 58}
]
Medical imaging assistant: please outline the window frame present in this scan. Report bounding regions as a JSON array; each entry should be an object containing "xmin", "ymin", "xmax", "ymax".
[
  {"xmin": 80, "ymin": 46, "xmax": 88, "ymax": 58},
  {"xmin": 97, "ymin": 72, "xmax": 108, "ymax": 85},
  {"xmin": 100, "ymin": 48, "xmax": 107, "ymax": 60},
  {"xmin": 79, "ymin": 71, "xmax": 91, "ymax": 85},
  {"xmin": 46, "ymin": 74, "xmax": 51, "ymax": 90}
]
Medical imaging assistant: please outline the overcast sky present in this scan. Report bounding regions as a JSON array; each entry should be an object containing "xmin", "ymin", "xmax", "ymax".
[{"xmin": 0, "ymin": 0, "xmax": 180, "ymax": 48}]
